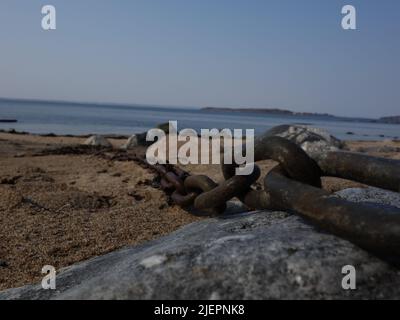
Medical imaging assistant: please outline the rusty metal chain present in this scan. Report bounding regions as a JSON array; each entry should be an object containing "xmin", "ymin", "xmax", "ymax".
[
  {"xmin": 202, "ymin": 136, "xmax": 400, "ymax": 263},
  {"xmin": 132, "ymin": 135, "xmax": 400, "ymax": 263},
  {"xmin": 130, "ymin": 154, "xmax": 224, "ymax": 215}
]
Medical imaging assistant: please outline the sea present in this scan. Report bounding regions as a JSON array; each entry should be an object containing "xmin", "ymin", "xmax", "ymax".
[{"xmin": 0, "ymin": 99, "xmax": 398, "ymax": 141}]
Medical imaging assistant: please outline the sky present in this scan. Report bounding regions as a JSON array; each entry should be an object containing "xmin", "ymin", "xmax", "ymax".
[{"xmin": 0, "ymin": 0, "xmax": 399, "ymax": 118}]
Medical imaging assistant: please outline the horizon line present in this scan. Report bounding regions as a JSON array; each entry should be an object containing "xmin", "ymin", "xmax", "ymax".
[{"xmin": 0, "ymin": 96, "xmax": 392, "ymax": 121}]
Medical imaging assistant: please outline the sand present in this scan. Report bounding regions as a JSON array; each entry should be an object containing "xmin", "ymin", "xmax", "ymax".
[{"xmin": 0, "ymin": 132, "xmax": 399, "ymax": 290}]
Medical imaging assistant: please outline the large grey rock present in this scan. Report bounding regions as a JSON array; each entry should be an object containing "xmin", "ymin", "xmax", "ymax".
[
  {"xmin": 1, "ymin": 207, "xmax": 400, "ymax": 300},
  {"xmin": 265, "ymin": 124, "xmax": 343, "ymax": 158},
  {"xmin": 336, "ymin": 187, "xmax": 400, "ymax": 209},
  {"xmin": 83, "ymin": 135, "xmax": 112, "ymax": 148}
]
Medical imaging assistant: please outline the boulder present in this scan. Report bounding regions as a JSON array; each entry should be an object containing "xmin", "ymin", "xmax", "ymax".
[
  {"xmin": 83, "ymin": 135, "xmax": 112, "ymax": 148},
  {"xmin": 264, "ymin": 124, "xmax": 343, "ymax": 158},
  {"xmin": 1, "ymin": 205, "xmax": 400, "ymax": 299}
]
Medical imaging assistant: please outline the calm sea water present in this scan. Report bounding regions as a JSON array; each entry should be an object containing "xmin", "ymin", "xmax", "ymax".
[{"xmin": 0, "ymin": 99, "xmax": 399, "ymax": 140}]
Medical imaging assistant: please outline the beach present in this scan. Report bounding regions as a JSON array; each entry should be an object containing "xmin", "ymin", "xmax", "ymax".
[{"xmin": 0, "ymin": 131, "xmax": 399, "ymax": 290}]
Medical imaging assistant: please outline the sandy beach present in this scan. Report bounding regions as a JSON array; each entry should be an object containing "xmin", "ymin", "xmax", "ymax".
[{"xmin": 1, "ymin": 131, "xmax": 400, "ymax": 290}]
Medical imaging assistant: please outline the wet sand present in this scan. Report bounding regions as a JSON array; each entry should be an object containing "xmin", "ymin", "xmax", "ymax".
[{"xmin": 0, "ymin": 132, "xmax": 399, "ymax": 290}]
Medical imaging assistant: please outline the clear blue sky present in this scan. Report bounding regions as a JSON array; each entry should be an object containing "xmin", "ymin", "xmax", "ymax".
[{"xmin": 0, "ymin": 0, "xmax": 399, "ymax": 117}]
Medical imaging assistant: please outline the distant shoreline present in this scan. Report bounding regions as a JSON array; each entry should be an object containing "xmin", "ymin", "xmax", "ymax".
[{"xmin": 202, "ymin": 107, "xmax": 400, "ymax": 124}]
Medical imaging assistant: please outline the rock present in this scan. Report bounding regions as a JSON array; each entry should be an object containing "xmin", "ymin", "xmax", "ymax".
[
  {"xmin": 121, "ymin": 135, "xmax": 139, "ymax": 150},
  {"xmin": 264, "ymin": 124, "xmax": 343, "ymax": 159},
  {"xmin": 0, "ymin": 260, "xmax": 8, "ymax": 268},
  {"xmin": 2, "ymin": 208, "xmax": 400, "ymax": 300},
  {"xmin": 336, "ymin": 187, "xmax": 400, "ymax": 209},
  {"xmin": 120, "ymin": 133, "xmax": 149, "ymax": 150},
  {"xmin": 83, "ymin": 135, "xmax": 112, "ymax": 148}
]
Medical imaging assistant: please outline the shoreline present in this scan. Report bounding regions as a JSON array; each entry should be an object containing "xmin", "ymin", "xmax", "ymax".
[
  {"xmin": 202, "ymin": 107, "xmax": 400, "ymax": 124},
  {"xmin": 0, "ymin": 128, "xmax": 131, "ymax": 140},
  {"xmin": 1, "ymin": 127, "xmax": 399, "ymax": 143}
]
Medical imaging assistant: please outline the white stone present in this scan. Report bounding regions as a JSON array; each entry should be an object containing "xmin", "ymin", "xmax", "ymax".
[{"xmin": 83, "ymin": 135, "xmax": 112, "ymax": 148}]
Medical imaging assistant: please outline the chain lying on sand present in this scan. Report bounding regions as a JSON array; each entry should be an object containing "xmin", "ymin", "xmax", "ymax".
[
  {"xmin": 37, "ymin": 141, "xmax": 400, "ymax": 262},
  {"xmin": 127, "ymin": 136, "xmax": 400, "ymax": 264}
]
